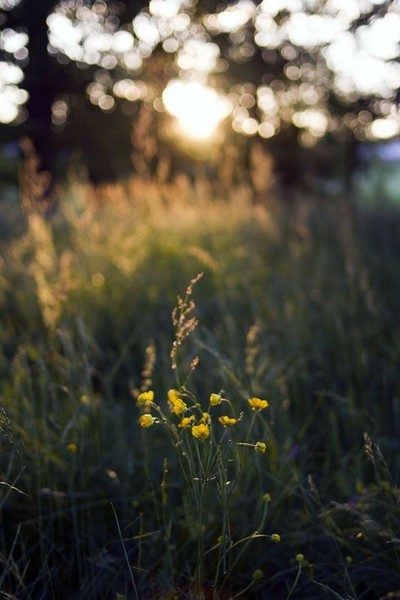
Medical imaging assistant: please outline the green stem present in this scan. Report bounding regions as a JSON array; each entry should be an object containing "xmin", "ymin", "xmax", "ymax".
[
  {"xmin": 245, "ymin": 412, "xmax": 257, "ymax": 442},
  {"xmin": 161, "ymin": 458, "xmax": 174, "ymax": 581},
  {"xmin": 218, "ymin": 500, "xmax": 270, "ymax": 593},
  {"xmin": 195, "ymin": 482, "xmax": 206, "ymax": 599},
  {"xmin": 111, "ymin": 503, "xmax": 140, "ymax": 600},
  {"xmin": 229, "ymin": 578, "xmax": 256, "ymax": 600},
  {"xmin": 285, "ymin": 561, "xmax": 303, "ymax": 600}
]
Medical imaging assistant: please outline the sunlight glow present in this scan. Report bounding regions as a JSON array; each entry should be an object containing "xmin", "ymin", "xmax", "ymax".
[{"xmin": 162, "ymin": 80, "xmax": 231, "ymax": 140}]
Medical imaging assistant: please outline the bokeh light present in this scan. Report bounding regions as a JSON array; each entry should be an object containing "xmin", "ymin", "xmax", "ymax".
[
  {"xmin": 162, "ymin": 80, "xmax": 232, "ymax": 140},
  {"xmin": 0, "ymin": 0, "xmax": 399, "ymax": 140},
  {"xmin": 0, "ymin": 61, "xmax": 27, "ymax": 123}
]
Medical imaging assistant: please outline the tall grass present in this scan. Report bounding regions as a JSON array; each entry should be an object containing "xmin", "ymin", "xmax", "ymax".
[{"xmin": 0, "ymin": 167, "xmax": 399, "ymax": 599}]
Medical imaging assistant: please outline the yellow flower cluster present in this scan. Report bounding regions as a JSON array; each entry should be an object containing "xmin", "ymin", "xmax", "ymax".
[{"xmin": 137, "ymin": 389, "xmax": 270, "ymax": 455}]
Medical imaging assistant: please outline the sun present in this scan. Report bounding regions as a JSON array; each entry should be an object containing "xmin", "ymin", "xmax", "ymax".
[{"xmin": 162, "ymin": 80, "xmax": 231, "ymax": 141}]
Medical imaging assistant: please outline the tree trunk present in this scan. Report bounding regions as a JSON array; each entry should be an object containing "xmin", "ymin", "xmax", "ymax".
[{"xmin": 21, "ymin": 0, "xmax": 59, "ymax": 172}]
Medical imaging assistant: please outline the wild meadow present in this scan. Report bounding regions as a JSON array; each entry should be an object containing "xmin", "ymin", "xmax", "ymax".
[{"xmin": 0, "ymin": 157, "xmax": 400, "ymax": 599}]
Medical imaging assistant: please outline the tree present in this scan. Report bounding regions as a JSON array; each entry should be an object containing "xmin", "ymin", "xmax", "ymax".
[{"xmin": 0, "ymin": 0, "xmax": 147, "ymax": 177}]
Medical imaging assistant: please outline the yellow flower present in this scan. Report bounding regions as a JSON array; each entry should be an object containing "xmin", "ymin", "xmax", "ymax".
[
  {"xmin": 179, "ymin": 415, "xmax": 195, "ymax": 428},
  {"xmin": 80, "ymin": 394, "xmax": 91, "ymax": 406},
  {"xmin": 255, "ymin": 441, "xmax": 267, "ymax": 454},
  {"xmin": 167, "ymin": 389, "xmax": 187, "ymax": 415},
  {"xmin": 218, "ymin": 416, "xmax": 237, "ymax": 427},
  {"xmin": 200, "ymin": 412, "xmax": 211, "ymax": 424},
  {"xmin": 138, "ymin": 414, "xmax": 156, "ymax": 428},
  {"xmin": 170, "ymin": 398, "xmax": 187, "ymax": 415},
  {"xmin": 167, "ymin": 389, "xmax": 180, "ymax": 403},
  {"xmin": 192, "ymin": 423, "xmax": 210, "ymax": 441},
  {"xmin": 209, "ymin": 393, "xmax": 222, "ymax": 406},
  {"xmin": 137, "ymin": 390, "xmax": 154, "ymax": 406},
  {"xmin": 263, "ymin": 493, "xmax": 272, "ymax": 502},
  {"xmin": 252, "ymin": 569, "xmax": 264, "ymax": 580},
  {"xmin": 271, "ymin": 533, "xmax": 281, "ymax": 543},
  {"xmin": 66, "ymin": 443, "xmax": 78, "ymax": 453},
  {"xmin": 296, "ymin": 554, "xmax": 304, "ymax": 562},
  {"xmin": 248, "ymin": 397, "xmax": 269, "ymax": 411}
]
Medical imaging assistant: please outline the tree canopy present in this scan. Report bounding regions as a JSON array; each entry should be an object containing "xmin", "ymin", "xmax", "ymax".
[{"xmin": 0, "ymin": 0, "xmax": 399, "ymax": 181}]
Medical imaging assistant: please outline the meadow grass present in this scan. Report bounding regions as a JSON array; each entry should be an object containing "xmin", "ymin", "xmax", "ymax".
[{"xmin": 0, "ymin": 169, "xmax": 399, "ymax": 599}]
